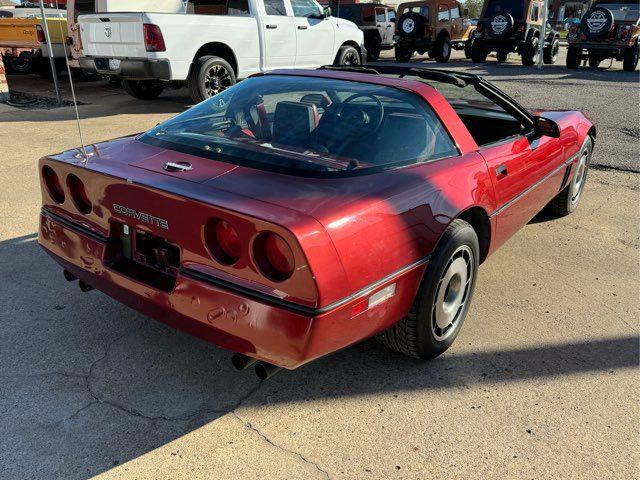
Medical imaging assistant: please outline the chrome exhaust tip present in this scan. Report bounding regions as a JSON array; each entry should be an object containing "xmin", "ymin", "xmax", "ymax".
[
  {"xmin": 63, "ymin": 270, "xmax": 77, "ymax": 282},
  {"xmin": 231, "ymin": 353, "xmax": 258, "ymax": 371},
  {"xmin": 78, "ymin": 280, "xmax": 94, "ymax": 292}
]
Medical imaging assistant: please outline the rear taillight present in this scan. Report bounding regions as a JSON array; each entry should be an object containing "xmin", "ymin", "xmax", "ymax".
[
  {"xmin": 254, "ymin": 232, "xmax": 295, "ymax": 282},
  {"xmin": 67, "ymin": 174, "xmax": 92, "ymax": 214},
  {"xmin": 42, "ymin": 165, "xmax": 64, "ymax": 204},
  {"xmin": 517, "ymin": 23, "xmax": 525, "ymax": 32},
  {"xmin": 205, "ymin": 219, "xmax": 241, "ymax": 265},
  {"xmin": 424, "ymin": 26, "xmax": 433, "ymax": 37},
  {"xmin": 476, "ymin": 23, "xmax": 483, "ymax": 32},
  {"xmin": 143, "ymin": 24, "xmax": 165, "ymax": 52},
  {"xmin": 620, "ymin": 25, "xmax": 631, "ymax": 41},
  {"xmin": 36, "ymin": 24, "xmax": 46, "ymax": 43},
  {"xmin": 569, "ymin": 24, "xmax": 578, "ymax": 34}
]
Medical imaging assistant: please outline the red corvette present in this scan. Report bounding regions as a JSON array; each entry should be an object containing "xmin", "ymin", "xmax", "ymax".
[{"xmin": 38, "ymin": 66, "xmax": 595, "ymax": 378}]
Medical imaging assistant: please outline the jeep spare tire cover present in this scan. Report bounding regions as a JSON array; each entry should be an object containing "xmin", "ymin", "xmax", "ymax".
[
  {"xmin": 487, "ymin": 13, "xmax": 514, "ymax": 38},
  {"xmin": 398, "ymin": 12, "xmax": 426, "ymax": 38},
  {"xmin": 580, "ymin": 7, "xmax": 614, "ymax": 39}
]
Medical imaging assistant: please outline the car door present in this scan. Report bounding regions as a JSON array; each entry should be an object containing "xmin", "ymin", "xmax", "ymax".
[
  {"xmin": 375, "ymin": 7, "xmax": 391, "ymax": 46},
  {"xmin": 261, "ymin": 0, "xmax": 297, "ymax": 69},
  {"xmin": 449, "ymin": 2, "xmax": 464, "ymax": 40},
  {"xmin": 289, "ymin": 0, "xmax": 334, "ymax": 67}
]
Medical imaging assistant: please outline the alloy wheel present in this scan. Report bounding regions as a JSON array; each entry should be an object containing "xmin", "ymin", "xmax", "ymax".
[
  {"xmin": 571, "ymin": 151, "xmax": 589, "ymax": 204},
  {"xmin": 204, "ymin": 65, "xmax": 232, "ymax": 97}
]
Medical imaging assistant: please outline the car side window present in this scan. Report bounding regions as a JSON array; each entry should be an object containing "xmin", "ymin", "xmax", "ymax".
[
  {"xmin": 450, "ymin": 5, "xmax": 460, "ymax": 19},
  {"xmin": 264, "ymin": 0, "xmax": 287, "ymax": 15},
  {"xmin": 531, "ymin": 3, "xmax": 539, "ymax": 21},
  {"xmin": 387, "ymin": 9, "xmax": 396, "ymax": 22},
  {"xmin": 290, "ymin": 0, "xmax": 321, "ymax": 17},
  {"xmin": 376, "ymin": 8, "xmax": 386, "ymax": 23},
  {"xmin": 362, "ymin": 6, "xmax": 375, "ymax": 22},
  {"xmin": 438, "ymin": 3, "xmax": 449, "ymax": 21},
  {"xmin": 227, "ymin": 0, "xmax": 250, "ymax": 15}
]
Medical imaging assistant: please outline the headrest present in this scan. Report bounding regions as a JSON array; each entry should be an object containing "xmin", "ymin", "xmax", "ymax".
[{"xmin": 272, "ymin": 101, "xmax": 317, "ymax": 148}]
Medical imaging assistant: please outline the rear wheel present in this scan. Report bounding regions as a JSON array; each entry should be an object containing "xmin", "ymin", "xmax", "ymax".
[
  {"xmin": 122, "ymin": 80, "xmax": 165, "ymax": 100},
  {"xmin": 547, "ymin": 137, "xmax": 592, "ymax": 217},
  {"xmin": 188, "ymin": 55, "xmax": 236, "ymax": 104},
  {"xmin": 566, "ymin": 46, "xmax": 581, "ymax": 68},
  {"xmin": 434, "ymin": 36, "xmax": 452, "ymax": 63},
  {"xmin": 588, "ymin": 53, "xmax": 602, "ymax": 68},
  {"xmin": 5, "ymin": 56, "xmax": 33, "ymax": 75},
  {"xmin": 464, "ymin": 38, "xmax": 474, "ymax": 59},
  {"xmin": 395, "ymin": 46, "xmax": 413, "ymax": 62},
  {"xmin": 623, "ymin": 42, "xmax": 639, "ymax": 72},
  {"xmin": 471, "ymin": 40, "xmax": 488, "ymax": 63},
  {"xmin": 376, "ymin": 219, "xmax": 479, "ymax": 360},
  {"xmin": 521, "ymin": 37, "xmax": 538, "ymax": 66},
  {"xmin": 543, "ymin": 38, "xmax": 560, "ymax": 64},
  {"xmin": 496, "ymin": 50, "xmax": 508, "ymax": 63},
  {"xmin": 335, "ymin": 45, "xmax": 362, "ymax": 66}
]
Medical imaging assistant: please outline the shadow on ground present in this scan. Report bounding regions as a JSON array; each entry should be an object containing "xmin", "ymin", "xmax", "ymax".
[{"xmin": 0, "ymin": 234, "xmax": 637, "ymax": 478}]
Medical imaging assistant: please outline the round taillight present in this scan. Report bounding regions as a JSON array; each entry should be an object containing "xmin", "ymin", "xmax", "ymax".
[
  {"xmin": 42, "ymin": 165, "xmax": 65, "ymax": 204},
  {"xmin": 67, "ymin": 174, "xmax": 92, "ymax": 214},
  {"xmin": 254, "ymin": 232, "xmax": 295, "ymax": 282},
  {"xmin": 205, "ymin": 219, "xmax": 241, "ymax": 265}
]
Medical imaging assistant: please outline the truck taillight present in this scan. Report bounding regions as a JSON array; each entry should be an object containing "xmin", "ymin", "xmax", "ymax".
[
  {"xmin": 517, "ymin": 23, "xmax": 525, "ymax": 32},
  {"xmin": 36, "ymin": 24, "xmax": 46, "ymax": 43},
  {"xmin": 620, "ymin": 25, "xmax": 631, "ymax": 41},
  {"xmin": 569, "ymin": 24, "xmax": 578, "ymax": 34},
  {"xmin": 143, "ymin": 24, "xmax": 166, "ymax": 52},
  {"xmin": 424, "ymin": 26, "xmax": 433, "ymax": 37}
]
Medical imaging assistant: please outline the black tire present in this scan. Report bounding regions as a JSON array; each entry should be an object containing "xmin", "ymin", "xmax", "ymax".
[
  {"xmin": 464, "ymin": 37, "xmax": 474, "ymax": 59},
  {"xmin": 188, "ymin": 55, "xmax": 236, "ymax": 104},
  {"xmin": 122, "ymin": 79, "xmax": 165, "ymax": 100},
  {"xmin": 496, "ymin": 50, "xmax": 508, "ymax": 63},
  {"xmin": 588, "ymin": 53, "xmax": 602, "ymax": 68},
  {"xmin": 623, "ymin": 42, "xmax": 639, "ymax": 72},
  {"xmin": 547, "ymin": 137, "xmax": 592, "ymax": 217},
  {"xmin": 5, "ymin": 56, "xmax": 33, "ymax": 75},
  {"xmin": 71, "ymin": 68, "xmax": 99, "ymax": 82},
  {"xmin": 521, "ymin": 37, "xmax": 539, "ymax": 66},
  {"xmin": 543, "ymin": 38, "xmax": 560, "ymax": 64},
  {"xmin": 376, "ymin": 219, "xmax": 479, "ymax": 360},
  {"xmin": 395, "ymin": 46, "xmax": 413, "ymax": 62},
  {"xmin": 397, "ymin": 12, "xmax": 426, "ymax": 39},
  {"xmin": 367, "ymin": 36, "xmax": 382, "ymax": 62},
  {"xmin": 471, "ymin": 40, "xmax": 488, "ymax": 63},
  {"xmin": 580, "ymin": 7, "xmax": 614, "ymax": 39},
  {"xmin": 434, "ymin": 36, "xmax": 452, "ymax": 63},
  {"xmin": 334, "ymin": 45, "xmax": 362, "ymax": 66},
  {"xmin": 566, "ymin": 46, "xmax": 581, "ymax": 68}
]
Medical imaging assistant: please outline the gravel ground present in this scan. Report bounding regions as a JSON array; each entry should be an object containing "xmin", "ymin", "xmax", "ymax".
[{"xmin": 0, "ymin": 49, "xmax": 638, "ymax": 479}]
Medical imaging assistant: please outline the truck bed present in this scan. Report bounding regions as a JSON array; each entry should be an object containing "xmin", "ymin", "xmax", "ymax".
[{"xmin": 0, "ymin": 17, "xmax": 66, "ymax": 48}]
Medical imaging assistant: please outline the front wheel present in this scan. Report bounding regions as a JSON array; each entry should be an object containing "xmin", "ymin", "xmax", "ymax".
[
  {"xmin": 471, "ymin": 40, "xmax": 488, "ymax": 63},
  {"xmin": 496, "ymin": 50, "xmax": 508, "ymax": 63},
  {"xmin": 623, "ymin": 42, "xmax": 639, "ymax": 72},
  {"xmin": 394, "ymin": 46, "xmax": 413, "ymax": 62},
  {"xmin": 188, "ymin": 55, "xmax": 236, "ymax": 104},
  {"xmin": 546, "ymin": 137, "xmax": 592, "ymax": 217},
  {"xmin": 376, "ymin": 219, "xmax": 479, "ymax": 360},
  {"xmin": 366, "ymin": 37, "xmax": 381, "ymax": 62},
  {"xmin": 335, "ymin": 45, "xmax": 362, "ymax": 66},
  {"xmin": 543, "ymin": 38, "xmax": 560, "ymax": 64},
  {"xmin": 434, "ymin": 36, "xmax": 452, "ymax": 63},
  {"xmin": 566, "ymin": 46, "xmax": 581, "ymax": 69},
  {"xmin": 122, "ymin": 80, "xmax": 165, "ymax": 100},
  {"xmin": 521, "ymin": 37, "xmax": 539, "ymax": 66}
]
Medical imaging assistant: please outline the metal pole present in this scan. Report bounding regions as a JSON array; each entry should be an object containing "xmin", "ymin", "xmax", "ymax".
[
  {"xmin": 537, "ymin": 0, "xmax": 549, "ymax": 69},
  {"xmin": 38, "ymin": 0, "xmax": 62, "ymax": 104}
]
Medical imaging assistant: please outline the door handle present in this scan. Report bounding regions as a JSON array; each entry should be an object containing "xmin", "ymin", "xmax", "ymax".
[
  {"xmin": 495, "ymin": 164, "xmax": 508, "ymax": 178},
  {"xmin": 266, "ymin": 24, "xmax": 278, "ymax": 29},
  {"xmin": 297, "ymin": 25, "xmax": 308, "ymax": 29}
]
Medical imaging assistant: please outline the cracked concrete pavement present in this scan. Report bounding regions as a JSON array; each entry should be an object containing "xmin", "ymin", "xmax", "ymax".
[{"xmin": 0, "ymin": 49, "xmax": 638, "ymax": 479}]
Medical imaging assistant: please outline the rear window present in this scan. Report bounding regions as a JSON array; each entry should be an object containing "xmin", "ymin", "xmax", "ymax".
[
  {"xmin": 141, "ymin": 75, "xmax": 458, "ymax": 177},
  {"xmin": 484, "ymin": 0, "xmax": 524, "ymax": 18}
]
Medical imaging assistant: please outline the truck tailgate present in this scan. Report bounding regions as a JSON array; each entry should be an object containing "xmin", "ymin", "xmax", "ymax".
[
  {"xmin": 0, "ymin": 18, "xmax": 38, "ymax": 47},
  {"xmin": 79, "ymin": 13, "xmax": 147, "ymax": 58}
]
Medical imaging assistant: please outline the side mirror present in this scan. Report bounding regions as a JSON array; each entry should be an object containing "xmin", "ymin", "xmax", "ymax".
[
  {"xmin": 533, "ymin": 116, "xmax": 560, "ymax": 138},
  {"xmin": 323, "ymin": 6, "xmax": 332, "ymax": 18},
  {"xmin": 463, "ymin": 8, "xmax": 469, "ymax": 17}
]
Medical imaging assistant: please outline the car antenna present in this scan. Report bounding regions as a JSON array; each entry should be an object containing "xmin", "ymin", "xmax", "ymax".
[{"xmin": 50, "ymin": 0, "xmax": 90, "ymax": 165}]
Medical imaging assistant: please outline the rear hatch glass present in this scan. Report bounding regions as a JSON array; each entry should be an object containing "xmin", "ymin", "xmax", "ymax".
[{"xmin": 483, "ymin": 0, "xmax": 524, "ymax": 18}]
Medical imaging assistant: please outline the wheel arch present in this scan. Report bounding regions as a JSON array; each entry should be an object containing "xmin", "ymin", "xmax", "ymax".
[
  {"xmin": 587, "ymin": 125, "xmax": 596, "ymax": 146},
  {"xmin": 191, "ymin": 42, "xmax": 238, "ymax": 76},
  {"xmin": 456, "ymin": 206, "xmax": 492, "ymax": 264},
  {"xmin": 437, "ymin": 29, "xmax": 451, "ymax": 39}
]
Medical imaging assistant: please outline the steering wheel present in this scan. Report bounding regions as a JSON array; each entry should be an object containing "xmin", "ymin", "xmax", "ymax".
[{"xmin": 335, "ymin": 93, "xmax": 385, "ymax": 137}]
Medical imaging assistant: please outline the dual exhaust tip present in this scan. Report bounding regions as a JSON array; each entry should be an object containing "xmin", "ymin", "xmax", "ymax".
[
  {"xmin": 232, "ymin": 353, "xmax": 282, "ymax": 380},
  {"xmin": 64, "ymin": 270, "xmax": 281, "ymax": 379}
]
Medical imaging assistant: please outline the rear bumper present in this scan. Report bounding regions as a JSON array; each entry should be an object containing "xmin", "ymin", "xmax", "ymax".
[
  {"xmin": 568, "ymin": 42, "xmax": 628, "ymax": 55},
  {"xmin": 395, "ymin": 37, "xmax": 435, "ymax": 51},
  {"xmin": 39, "ymin": 209, "xmax": 425, "ymax": 369},
  {"xmin": 79, "ymin": 56, "xmax": 172, "ymax": 80}
]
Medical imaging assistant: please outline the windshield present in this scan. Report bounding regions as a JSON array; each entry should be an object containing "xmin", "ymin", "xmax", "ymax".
[
  {"xmin": 140, "ymin": 75, "xmax": 458, "ymax": 177},
  {"xmin": 484, "ymin": 0, "xmax": 524, "ymax": 18},
  {"xmin": 596, "ymin": 3, "xmax": 639, "ymax": 21}
]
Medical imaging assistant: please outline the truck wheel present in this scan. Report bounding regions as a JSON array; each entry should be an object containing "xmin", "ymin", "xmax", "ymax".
[
  {"xmin": 464, "ymin": 38, "xmax": 474, "ymax": 59},
  {"xmin": 122, "ymin": 80, "xmax": 165, "ymax": 100},
  {"xmin": 395, "ymin": 46, "xmax": 413, "ymax": 62},
  {"xmin": 496, "ymin": 50, "xmax": 508, "ymax": 63},
  {"xmin": 566, "ymin": 46, "xmax": 581, "ymax": 68},
  {"xmin": 547, "ymin": 137, "xmax": 592, "ymax": 217},
  {"xmin": 471, "ymin": 40, "xmax": 488, "ymax": 63},
  {"xmin": 434, "ymin": 36, "xmax": 452, "ymax": 63},
  {"xmin": 335, "ymin": 45, "xmax": 362, "ymax": 66},
  {"xmin": 543, "ymin": 38, "xmax": 560, "ymax": 64},
  {"xmin": 367, "ymin": 37, "xmax": 381, "ymax": 62},
  {"xmin": 521, "ymin": 37, "xmax": 538, "ymax": 66},
  {"xmin": 188, "ymin": 55, "xmax": 236, "ymax": 104},
  {"xmin": 376, "ymin": 219, "xmax": 479, "ymax": 360},
  {"xmin": 588, "ymin": 53, "xmax": 602, "ymax": 68},
  {"xmin": 623, "ymin": 42, "xmax": 639, "ymax": 72},
  {"xmin": 5, "ymin": 56, "xmax": 33, "ymax": 75}
]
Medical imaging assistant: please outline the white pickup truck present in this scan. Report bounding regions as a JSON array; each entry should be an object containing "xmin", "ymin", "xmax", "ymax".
[{"xmin": 78, "ymin": 0, "xmax": 365, "ymax": 102}]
